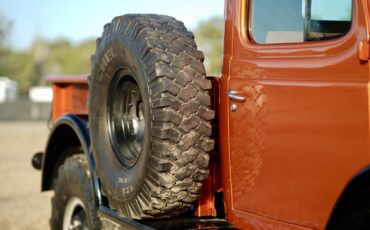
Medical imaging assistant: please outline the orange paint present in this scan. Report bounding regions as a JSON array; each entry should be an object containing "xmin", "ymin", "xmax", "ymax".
[
  {"xmin": 46, "ymin": 74, "xmax": 220, "ymax": 217},
  {"xmin": 46, "ymin": 75, "xmax": 89, "ymax": 122},
  {"xmin": 46, "ymin": 1, "xmax": 370, "ymax": 228},
  {"xmin": 194, "ymin": 77, "xmax": 221, "ymax": 217},
  {"xmin": 220, "ymin": 0, "xmax": 370, "ymax": 229}
]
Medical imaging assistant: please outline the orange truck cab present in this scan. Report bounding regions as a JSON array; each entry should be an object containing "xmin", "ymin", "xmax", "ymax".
[
  {"xmin": 34, "ymin": 0, "xmax": 370, "ymax": 229},
  {"xmin": 220, "ymin": 0, "xmax": 370, "ymax": 229}
]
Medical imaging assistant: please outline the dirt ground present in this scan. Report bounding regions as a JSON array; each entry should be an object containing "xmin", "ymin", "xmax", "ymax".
[{"xmin": 0, "ymin": 121, "xmax": 52, "ymax": 230}]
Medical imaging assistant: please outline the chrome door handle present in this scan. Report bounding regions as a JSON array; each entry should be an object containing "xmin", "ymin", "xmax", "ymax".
[{"xmin": 226, "ymin": 90, "xmax": 246, "ymax": 102}]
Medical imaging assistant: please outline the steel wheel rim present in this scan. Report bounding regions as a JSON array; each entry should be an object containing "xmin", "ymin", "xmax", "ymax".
[
  {"xmin": 108, "ymin": 70, "xmax": 145, "ymax": 168},
  {"xmin": 63, "ymin": 197, "xmax": 87, "ymax": 230}
]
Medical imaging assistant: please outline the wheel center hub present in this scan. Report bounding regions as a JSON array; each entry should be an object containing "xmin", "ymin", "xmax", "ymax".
[{"xmin": 108, "ymin": 71, "xmax": 145, "ymax": 168}]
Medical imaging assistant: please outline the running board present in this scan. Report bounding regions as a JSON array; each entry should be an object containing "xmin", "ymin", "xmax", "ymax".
[
  {"xmin": 98, "ymin": 205, "xmax": 236, "ymax": 230},
  {"xmin": 99, "ymin": 206, "xmax": 154, "ymax": 229}
]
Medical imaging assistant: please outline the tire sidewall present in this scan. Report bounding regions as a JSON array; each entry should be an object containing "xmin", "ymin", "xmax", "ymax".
[
  {"xmin": 90, "ymin": 34, "xmax": 151, "ymax": 201},
  {"xmin": 51, "ymin": 156, "xmax": 100, "ymax": 230}
]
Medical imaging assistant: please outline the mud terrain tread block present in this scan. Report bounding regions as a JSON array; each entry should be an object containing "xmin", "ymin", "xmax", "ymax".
[{"xmin": 92, "ymin": 14, "xmax": 214, "ymax": 219}]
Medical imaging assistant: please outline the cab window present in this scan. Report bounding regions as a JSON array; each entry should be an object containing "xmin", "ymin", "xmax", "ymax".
[{"xmin": 250, "ymin": 0, "xmax": 352, "ymax": 44}]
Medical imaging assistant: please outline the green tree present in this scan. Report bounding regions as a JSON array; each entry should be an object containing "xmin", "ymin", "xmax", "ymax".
[
  {"xmin": 0, "ymin": 15, "xmax": 224, "ymax": 93},
  {"xmin": 0, "ymin": 15, "xmax": 12, "ymax": 76},
  {"xmin": 45, "ymin": 38, "xmax": 95, "ymax": 75},
  {"xmin": 0, "ymin": 15, "xmax": 11, "ymax": 49},
  {"xmin": 194, "ymin": 16, "xmax": 224, "ymax": 76},
  {"xmin": 1, "ymin": 38, "xmax": 96, "ymax": 93}
]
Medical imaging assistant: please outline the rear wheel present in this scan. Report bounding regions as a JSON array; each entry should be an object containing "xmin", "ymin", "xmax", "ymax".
[
  {"xmin": 50, "ymin": 154, "xmax": 102, "ymax": 230},
  {"xmin": 89, "ymin": 14, "xmax": 215, "ymax": 218},
  {"xmin": 62, "ymin": 197, "xmax": 87, "ymax": 230}
]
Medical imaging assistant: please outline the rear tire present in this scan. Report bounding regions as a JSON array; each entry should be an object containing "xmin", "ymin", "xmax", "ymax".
[
  {"xmin": 50, "ymin": 154, "xmax": 102, "ymax": 230},
  {"xmin": 89, "ymin": 14, "xmax": 215, "ymax": 218}
]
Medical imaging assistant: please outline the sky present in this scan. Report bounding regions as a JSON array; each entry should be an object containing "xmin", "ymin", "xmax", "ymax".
[
  {"xmin": 0, "ymin": 0, "xmax": 224, "ymax": 51},
  {"xmin": 311, "ymin": 0, "xmax": 352, "ymax": 21}
]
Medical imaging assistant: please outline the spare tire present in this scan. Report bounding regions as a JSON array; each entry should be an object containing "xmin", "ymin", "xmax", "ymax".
[{"xmin": 89, "ymin": 14, "xmax": 214, "ymax": 219}]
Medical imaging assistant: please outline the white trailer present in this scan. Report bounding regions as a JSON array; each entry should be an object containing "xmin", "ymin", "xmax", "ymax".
[{"xmin": 0, "ymin": 77, "xmax": 18, "ymax": 103}]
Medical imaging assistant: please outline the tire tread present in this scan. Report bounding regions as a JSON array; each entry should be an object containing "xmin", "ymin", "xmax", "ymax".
[{"xmin": 93, "ymin": 14, "xmax": 214, "ymax": 219}]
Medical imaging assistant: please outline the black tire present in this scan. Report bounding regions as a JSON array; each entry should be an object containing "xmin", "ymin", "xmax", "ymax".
[
  {"xmin": 89, "ymin": 14, "xmax": 215, "ymax": 218},
  {"xmin": 50, "ymin": 154, "xmax": 102, "ymax": 230}
]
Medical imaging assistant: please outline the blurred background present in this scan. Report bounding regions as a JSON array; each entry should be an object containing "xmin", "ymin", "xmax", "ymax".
[{"xmin": 0, "ymin": 0, "xmax": 224, "ymax": 229}]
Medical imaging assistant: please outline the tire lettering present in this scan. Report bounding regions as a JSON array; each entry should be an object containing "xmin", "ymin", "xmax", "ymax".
[
  {"xmin": 122, "ymin": 185, "xmax": 133, "ymax": 195},
  {"xmin": 99, "ymin": 47, "xmax": 116, "ymax": 73},
  {"xmin": 118, "ymin": 177, "xmax": 128, "ymax": 184}
]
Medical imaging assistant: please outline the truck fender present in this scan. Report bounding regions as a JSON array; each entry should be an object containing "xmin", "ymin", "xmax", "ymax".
[
  {"xmin": 326, "ymin": 164, "xmax": 370, "ymax": 229},
  {"xmin": 41, "ymin": 114, "xmax": 102, "ymax": 206}
]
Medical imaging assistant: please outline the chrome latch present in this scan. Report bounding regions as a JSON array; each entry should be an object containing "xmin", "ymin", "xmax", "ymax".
[{"xmin": 226, "ymin": 90, "xmax": 246, "ymax": 103}]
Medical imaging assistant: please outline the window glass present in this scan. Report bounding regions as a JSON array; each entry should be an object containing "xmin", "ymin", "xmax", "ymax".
[
  {"xmin": 250, "ymin": 0, "xmax": 352, "ymax": 44},
  {"xmin": 311, "ymin": 0, "xmax": 352, "ymax": 21}
]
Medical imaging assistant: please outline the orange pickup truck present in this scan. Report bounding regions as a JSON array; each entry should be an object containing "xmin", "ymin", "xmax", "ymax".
[{"xmin": 33, "ymin": 0, "xmax": 370, "ymax": 229}]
